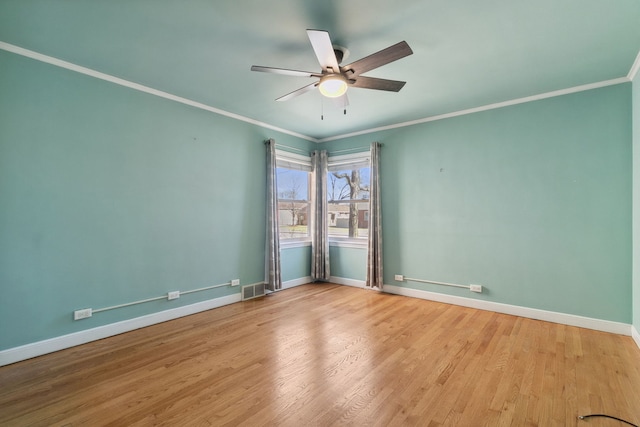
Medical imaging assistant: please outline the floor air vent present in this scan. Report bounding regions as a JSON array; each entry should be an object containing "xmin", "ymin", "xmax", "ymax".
[{"xmin": 242, "ymin": 283, "xmax": 266, "ymax": 301}]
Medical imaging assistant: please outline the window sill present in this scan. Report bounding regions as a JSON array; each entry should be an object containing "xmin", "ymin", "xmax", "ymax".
[
  {"xmin": 329, "ymin": 240, "xmax": 368, "ymax": 249},
  {"xmin": 280, "ymin": 240, "xmax": 312, "ymax": 249}
]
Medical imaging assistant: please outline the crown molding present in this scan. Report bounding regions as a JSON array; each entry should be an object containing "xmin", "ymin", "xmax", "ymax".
[
  {"xmin": 628, "ymin": 48, "xmax": 640, "ymax": 81},
  {"xmin": 318, "ymin": 77, "xmax": 629, "ymax": 143},
  {"xmin": 0, "ymin": 41, "xmax": 318, "ymax": 143},
  {"xmin": 1, "ymin": 41, "xmax": 632, "ymax": 145}
]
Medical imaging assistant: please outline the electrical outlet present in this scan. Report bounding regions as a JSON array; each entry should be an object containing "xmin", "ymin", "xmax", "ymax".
[
  {"xmin": 74, "ymin": 308, "xmax": 92, "ymax": 320},
  {"xmin": 167, "ymin": 291, "xmax": 180, "ymax": 300},
  {"xmin": 231, "ymin": 279, "xmax": 240, "ymax": 286},
  {"xmin": 394, "ymin": 274, "xmax": 404, "ymax": 281},
  {"xmin": 470, "ymin": 284, "xmax": 483, "ymax": 293}
]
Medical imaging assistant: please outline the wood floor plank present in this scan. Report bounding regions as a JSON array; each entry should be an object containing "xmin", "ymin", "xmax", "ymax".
[{"xmin": 1, "ymin": 283, "xmax": 639, "ymax": 426}]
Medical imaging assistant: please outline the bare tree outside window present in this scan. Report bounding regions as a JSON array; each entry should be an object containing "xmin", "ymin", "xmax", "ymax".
[
  {"xmin": 329, "ymin": 173, "xmax": 350, "ymax": 201},
  {"xmin": 328, "ymin": 166, "xmax": 370, "ymax": 239},
  {"xmin": 280, "ymin": 174, "xmax": 302, "ymax": 230},
  {"xmin": 277, "ymin": 168, "xmax": 310, "ymax": 240}
]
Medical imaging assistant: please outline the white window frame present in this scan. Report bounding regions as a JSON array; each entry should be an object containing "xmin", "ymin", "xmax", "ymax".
[
  {"xmin": 276, "ymin": 150, "xmax": 312, "ymax": 249},
  {"xmin": 327, "ymin": 151, "xmax": 371, "ymax": 248}
]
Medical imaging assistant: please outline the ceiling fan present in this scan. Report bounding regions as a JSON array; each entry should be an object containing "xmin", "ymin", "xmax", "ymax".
[{"xmin": 251, "ymin": 29, "xmax": 413, "ymax": 104}]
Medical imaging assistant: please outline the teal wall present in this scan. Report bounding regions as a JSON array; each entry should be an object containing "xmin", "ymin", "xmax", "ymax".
[
  {"xmin": 329, "ymin": 246, "xmax": 366, "ymax": 281},
  {"xmin": 0, "ymin": 50, "xmax": 311, "ymax": 350},
  {"xmin": 0, "ymin": 46, "xmax": 635, "ymax": 354},
  {"xmin": 633, "ymin": 76, "xmax": 640, "ymax": 333},
  {"xmin": 281, "ymin": 246, "xmax": 311, "ymax": 282},
  {"xmin": 327, "ymin": 84, "xmax": 632, "ymax": 323}
]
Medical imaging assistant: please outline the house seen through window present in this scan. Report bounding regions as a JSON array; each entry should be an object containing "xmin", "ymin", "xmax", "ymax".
[
  {"xmin": 276, "ymin": 151, "xmax": 311, "ymax": 242},
  {"xmin": 327, "ymin": 153, "xmax": 370, "ymax": 243},
  {"xmin": 275, "ymin": 150, "xmax": 371, "ymax": 245}
]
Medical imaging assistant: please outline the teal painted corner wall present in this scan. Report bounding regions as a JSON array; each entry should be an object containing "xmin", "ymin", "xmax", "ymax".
[
  {"xmin": 281, "ymin": 246, "xmax": 311, "ymax": 282},
  {"xmin": 329, "ymin": 246, "xmax": 366, "ymax": 281},
  {"xmin": 633, "ymin": 76, "xmax": 640, "ymax": 334},
  {"xmin": 0, "ymin": 44, "xmax": 635, "ymax": 355},
  {"xmin": 0, "ymin": 50, "xmax": 311, "ymax": 350},
  {"xmin": 327, "ymin": 84, "xmax": 632, "ymax": 323}
]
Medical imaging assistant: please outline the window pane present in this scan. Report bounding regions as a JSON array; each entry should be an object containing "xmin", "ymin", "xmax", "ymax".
[
  {"xmin": 327, "ymin": 166, "xmax": 370, "ymax": 239},
  {"xmin": 277, "ymin": 167, "xmax": 310, "ymax": 240},
  {"xmin": 328, "ymin": 168, "xmax": 370, "ymax": 201},
  {"xmin": 279, "ymin": 202, "xmax": 309, "ymax": 239},
  {"xmin": 328, "ymin": 201, "xmax": 369, "ymax": 239},
  {"xmin": 277, "ymin": 168, "xmax": 309, "ymax": 200}
]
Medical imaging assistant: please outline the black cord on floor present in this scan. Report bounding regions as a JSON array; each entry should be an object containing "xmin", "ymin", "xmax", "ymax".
[{"xmin": 578, "ymin": 414, "xmax": 638, "ymax": 427}]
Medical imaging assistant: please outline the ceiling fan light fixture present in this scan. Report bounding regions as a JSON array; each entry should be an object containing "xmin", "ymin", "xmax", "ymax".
[{"xmin": 318, "ymin": 74, "xmax": 348, "ymax": 98}]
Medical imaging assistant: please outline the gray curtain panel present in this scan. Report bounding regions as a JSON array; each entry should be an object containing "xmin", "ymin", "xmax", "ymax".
[
  {"xmin": 265, "ymin": 139, "xmax": 282, "ymax": 291},
  {"xmin": 311, "ymin": 150, "xmax": 330, "ymax": 281},
  {"xmin": 366, "ymin": 142, "xmax": 383, "ymax": 290}
]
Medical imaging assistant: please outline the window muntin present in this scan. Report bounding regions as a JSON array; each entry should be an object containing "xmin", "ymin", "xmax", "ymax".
[{"xmin": 327, "ymin": 153, "xmax": 370, "ymax": 242}]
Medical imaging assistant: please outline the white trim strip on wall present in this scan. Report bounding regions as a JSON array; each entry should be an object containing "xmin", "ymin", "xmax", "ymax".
[
  {"xmin": 0, "ymin": 277, "xmax": 309, "ymax": 366},
  {"xmin": 0, "ymin": 293, "xmax": 241, "ymax": 367},
  {"xmin": 2, "ymin": 278, "xmax": 637, "ymax": 366},
  {"xmin": 0, "ymin": 41, "xmax": 317, "ymax": 143},
  {"xmin": 627, "ymin": 48, "xmax": 640, "ymax": 81},
  {"xmin": 1, "ymin": 41, "xmax": 635, "ymax": 144},
  {"xmin": 325, "ymin": 279, "xmax": 635, "ymax": 341},
  {"xmin": 318, "ymin": 77, "xmax": 630, "ymax": 142},
  {"xmin": 382, "ymin": 284, "xmax": 632, "ymax": 337},
  {"xmin": 329, "ymin": 276, "xmax": 366, "ymax": 288},
  {"xmin": 281, "ymin": 276, "xmax": 313, "ymax": 290},
  {"xmin": 633, "ymin": 326, "xmax": 640, "ymax": 349}
]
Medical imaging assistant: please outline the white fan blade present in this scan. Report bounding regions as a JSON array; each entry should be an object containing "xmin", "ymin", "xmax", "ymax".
[
  {"xmin": 276, "ymin": 82, "xmax": 318, "ymax": 101},
  {"xmin": 307, "ymin": 29, "xmax": 340, "ymax": 73},
  {"xmin": 251, "ymin": 66, "xmax": 320, "ymax": 78}
]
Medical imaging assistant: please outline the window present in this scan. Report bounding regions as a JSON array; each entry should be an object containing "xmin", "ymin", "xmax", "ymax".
[
  {"xmin": 327, "ymin": 152, "xmax": 370, "ymax": 244},
  {"xmin": 276, "ymin": 151, "xmax": 312, "ymax": 243}
]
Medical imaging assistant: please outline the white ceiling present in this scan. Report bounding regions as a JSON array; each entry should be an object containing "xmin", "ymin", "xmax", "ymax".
[{"xmin": 1, "ymin": 0, "xmax": 639, "ymax": 141}]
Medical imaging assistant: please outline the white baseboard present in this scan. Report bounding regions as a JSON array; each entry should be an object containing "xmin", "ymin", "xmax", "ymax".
[
  {"xmin": 4, "ymin": 281, "xmax": 635, "ymax": 367},
  {"xmin": 329, "ymin": 276, "xmax": 366, "ymax": 288},
  {"xmin": 383, "ymin": 284, "xmax": 632, "ymax": 336},
  {"xmin": 0, "ymin": 293, "xmax": 241, "ymax": 367},
  {"xmin": 632, "ymin": 325, "xmax": 640, "ymax": 349},
  {"xmin": 282, "ymin": 276, "xmax": 312, "ymax": 289}
]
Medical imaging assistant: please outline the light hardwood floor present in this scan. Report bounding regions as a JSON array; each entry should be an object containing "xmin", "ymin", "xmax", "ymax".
[{"xmin": 1, "ymin": 283, "xmax": 639, "ymax": 426}]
